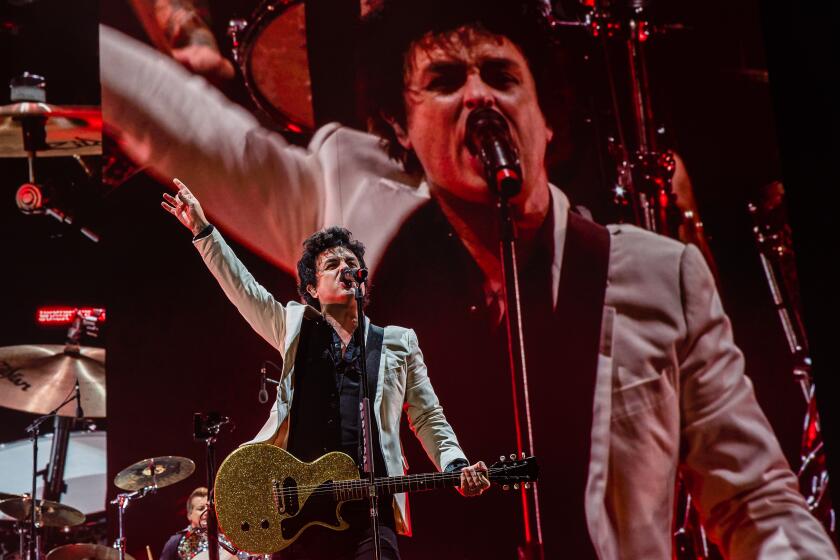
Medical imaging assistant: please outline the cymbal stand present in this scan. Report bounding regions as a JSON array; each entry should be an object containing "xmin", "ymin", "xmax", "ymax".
[
  {"xmin": 542, "ymin": 2, "xmax": 682, "ymax": 235},
  {"xmin": 748, "ymin": 188, "xmax": 836, "ymax": 540},
  {"xmin": 111, "ymin": 486, "xmax": 156, "ymax": 560},
  {"xmin": 23, "ymin": 391, "xmax": 80, "ymax": 560},
  {"xmin": 194, "ymin": 413, "xmax": 234, "ymax": 560}
]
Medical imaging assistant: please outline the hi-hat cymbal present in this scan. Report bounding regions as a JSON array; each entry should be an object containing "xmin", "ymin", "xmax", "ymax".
[
  {"xmin": 0, "ymin": 344, "xmax": 105, "ymax": 417},
  {"xmin": 114, "ymin": 456, "xmax": 196, "ymax": 491},
  {"xmin": 0, "ymin": 497, "xmax": 84, "ymax": 527},
  {"xmin": 47, "ymin": 544, "xmax": 135, "ymax": 560},
  {"xmin": 0, "ymin": 102, "xmax": 101, "ymax": 158}
]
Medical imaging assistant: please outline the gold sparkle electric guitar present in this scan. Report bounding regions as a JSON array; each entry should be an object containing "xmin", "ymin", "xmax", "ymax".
[{"xmin": 213, "ymin": 444, "xmax": 538, "ymax": 554}]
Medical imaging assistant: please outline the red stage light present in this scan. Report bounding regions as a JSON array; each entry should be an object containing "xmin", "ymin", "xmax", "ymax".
[{"xmin": 36, "ymin": 307, "xmax": 106, "ymax": 325}]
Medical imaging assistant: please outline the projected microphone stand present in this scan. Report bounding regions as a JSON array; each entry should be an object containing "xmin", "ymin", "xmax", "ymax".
[
  {"xmin": 351, "ymin": 276, "xmax": 382, "ymax": 560},
  {"xmin": 486, "ymin": 161, "xmax": 544, "ymax": 559}
]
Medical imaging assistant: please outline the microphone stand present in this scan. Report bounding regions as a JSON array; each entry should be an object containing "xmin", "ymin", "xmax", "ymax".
[
  {"xmin": 352, "ymin": 281, "xmax": 381, "ymax": 560},
  {"xmin": 194, "ymin": 413, "xmax": 234, "ymax": 560},
  {"xmin": 496, "ymin": 185, "xmax": 544, "ymax": 559},
  {"xmin": 23, "ymin": 390, "xmax": 80, "ymax": 560}
]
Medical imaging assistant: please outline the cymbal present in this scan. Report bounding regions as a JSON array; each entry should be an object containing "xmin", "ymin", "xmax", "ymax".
[
  {"xmin": 47, "ymin": 544, "xmax": 135, "ymax": 560},
  {"xmin": 0, "ymin": 102, "xmax": 101, "ymax": 158},
  {"xmin": 0, "ymin": 497, "xmax": 84, "ymax": 527},
  {"xmin": 114, "ymin": 456, "xmax": 196, "ymax": 491},
  {"xmin": 0, "ymin": 344, "xmax": 105, "ymax": 417}
]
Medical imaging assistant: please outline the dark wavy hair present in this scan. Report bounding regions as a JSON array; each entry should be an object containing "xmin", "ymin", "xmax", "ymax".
[
  {"xmin": 297, "ymin": 227, "xmax": 368, "ymax": 309},
  {"xmin": 357, "ymin": 0, "xmax": 573, "ymax": 173}
]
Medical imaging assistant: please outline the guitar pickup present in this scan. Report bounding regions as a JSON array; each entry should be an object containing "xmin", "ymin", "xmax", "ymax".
[{"xmin": 272, "ymin": 479, "xmax": 284, "ymax": 513}]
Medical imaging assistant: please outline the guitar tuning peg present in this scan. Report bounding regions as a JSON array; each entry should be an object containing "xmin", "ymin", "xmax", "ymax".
[
  {"xmin": 514, "ymin": 483, "xmax": 520, "ymax": 490},
  {"xmin": 503, "ymin": 484, "xmax": 510, "ymax": 491},
  {"xmin": 500, "ymin": 455, "xmax": 506, "ymax": 462},
  {"xmin": 509, "ymin": 454, "xmax": 516, "ymax": 460},
  {"xmin": 524, "ymin": 482, "xmax": 530, "ymax": 489},
  {"xmin": 521, "ymin": 452, "xmax": 526, "ymax": 459}
]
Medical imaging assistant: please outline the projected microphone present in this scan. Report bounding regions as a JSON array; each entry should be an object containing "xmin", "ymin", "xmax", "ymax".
[
  {"xmin": 465, "ymin": 108, "xmax": 522, "ymax": 197},
  {"xmin": 340, "ymin": 267, "xmax": 369, "ymax": 287},
  {"xmin": 258, "ymin": 363, "xmax": 269, "ymax": 404}
]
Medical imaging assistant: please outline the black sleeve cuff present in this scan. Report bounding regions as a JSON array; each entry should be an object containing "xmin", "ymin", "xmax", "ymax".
[
  {"xmin": 193, "ymin": 223, "xmax": 214, "ymax": 241},
  {"xmin": 444, "ymin": 458, "xmax": 469, "ymax": 473}
]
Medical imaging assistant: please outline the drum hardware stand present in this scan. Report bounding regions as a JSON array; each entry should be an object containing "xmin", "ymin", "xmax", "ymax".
[
  {"xmin": 42, "ymin": 311, "xmax": 97, "ymax": 506},
  {"xmin": 111, "ymin": 485, "xmax": 156, "ymax": 560},
  {"xmin": 22, "ymin": 392, "xmax": 83, "ymax": 560},
  {"xmin": 748, "ymin": 187, "xmax": 836, "ymax": 540},
  {"xmin": 194, "ymin": 412, "xmax": 234, "ymax": 560},
  {"xmin": 8, "ymin": 73, "xmax": 101, "ymax": 243},
  {"xmin": 541, "ymin": 2, "xmax": 683, "ymax": 236},
  {"xmin": 351, "ymin": 275, "xmax": 382, "ymax": 560},
  {"xmin": 542, "ymin": 3, "xmax": 711, "ymax": 557}
]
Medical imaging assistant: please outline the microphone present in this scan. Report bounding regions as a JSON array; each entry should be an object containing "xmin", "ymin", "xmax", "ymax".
[
  {"xmin": 465, "ymin": 108, "xmax": 522, "ymax": 197},
  {"xmin": 340, "ymin": 267, "xmax": 369, "ymax": 287},
  {"xmin": 258, "ymin": 363, "xmax": 269, "ymax": 404},
  {"xmin": 74, "ymin": 379, "xmax": 84, "ymax": 418}
]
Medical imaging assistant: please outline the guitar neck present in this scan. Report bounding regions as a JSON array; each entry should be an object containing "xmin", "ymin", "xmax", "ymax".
[{"xmin": 333, "ymin": 471, "xmax": 462, "ymax": 501}]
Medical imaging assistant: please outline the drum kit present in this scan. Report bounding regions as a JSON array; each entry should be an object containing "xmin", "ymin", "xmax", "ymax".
[
  {"xmin": 0, "ymin": 307, "xmax": 196, "ymax": 560},
  {"xmin": 0, "ymin": 72, "xmax": 102, "ymax": 242}
]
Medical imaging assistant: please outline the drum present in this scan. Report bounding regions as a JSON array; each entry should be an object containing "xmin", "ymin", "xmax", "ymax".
[
  {"xmin": 234, "ymin": 0, "xmax": 314, "ymax": 133},
  {"xmin": 233, "ymin": 0, "xmax": 378, "ymax": 134},
  {"xmin": 0, "ymin": 431, "xmax": 106, "ymax": 521}
]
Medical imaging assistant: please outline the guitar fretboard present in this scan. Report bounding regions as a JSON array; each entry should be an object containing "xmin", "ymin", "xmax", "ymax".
[{"xmin": 332, "ymin": 471, "xmax": 464, "ymax": 501}]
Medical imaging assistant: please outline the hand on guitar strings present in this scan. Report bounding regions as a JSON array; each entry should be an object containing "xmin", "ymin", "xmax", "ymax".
[{"xmin": 457, "ymin": 461, "xmax": 491, "ymax": 497}]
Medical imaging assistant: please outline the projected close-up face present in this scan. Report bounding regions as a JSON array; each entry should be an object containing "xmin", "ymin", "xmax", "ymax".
[{"xmin": 398, "ymin": 28, "xmax": 552, "ymax": 204}]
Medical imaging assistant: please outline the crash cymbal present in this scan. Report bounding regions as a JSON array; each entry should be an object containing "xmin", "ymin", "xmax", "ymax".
[
  {"xmin": 114, "ymin": 456, "xmax": 196, "ymax": 491},
  {"xmin": 0, "ymin": 497, "xmax": 84, "ymax": 527},
  {"xmin": 47, "ymin": 544, "xmax": 134, "ymax": 560},
  {"xmin": 0, "ymin": 103, "xmax": 101, "ymax": 158},
  {"xmin": 0, "ymin": 344, "xmax": 105, "ymax": 417}
]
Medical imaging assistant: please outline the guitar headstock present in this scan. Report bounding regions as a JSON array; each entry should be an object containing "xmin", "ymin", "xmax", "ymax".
[{"xmin": 488, "ymin": 454, "xmax": 539, "ymax": 489}]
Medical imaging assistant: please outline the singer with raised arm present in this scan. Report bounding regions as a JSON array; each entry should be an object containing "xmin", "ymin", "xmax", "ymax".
[{"xmin": 161, "ymin": 180, "xmax": 489, "ymax": 560}]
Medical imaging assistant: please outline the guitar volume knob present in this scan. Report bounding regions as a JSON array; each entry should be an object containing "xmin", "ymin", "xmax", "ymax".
[
  {"xmin": 241, "ymin": 521, "xmax": 250, "ymax": 532},
  {"xmin": 261, "ymin": 519, "xmax": 270, "ymax": 529}
]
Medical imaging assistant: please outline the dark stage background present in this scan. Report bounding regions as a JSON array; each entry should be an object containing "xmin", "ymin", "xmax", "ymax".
[{"xmin": 0, "ymin": 0, "xmax": 832, "ymax": 559}]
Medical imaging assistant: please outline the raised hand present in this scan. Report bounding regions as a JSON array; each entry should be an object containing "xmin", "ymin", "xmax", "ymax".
[{"xmin": 161, "ymin": 178, "xmax": 211, "ymax": 236}]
